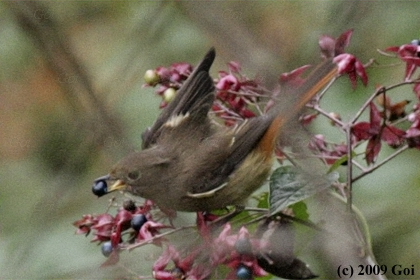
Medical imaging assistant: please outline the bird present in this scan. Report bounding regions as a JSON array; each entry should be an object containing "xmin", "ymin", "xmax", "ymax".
[{"xmin": 92, "ymin": 48, "xmax": 338, "ymax": 212}]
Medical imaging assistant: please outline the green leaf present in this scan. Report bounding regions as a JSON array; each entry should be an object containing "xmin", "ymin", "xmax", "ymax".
[
  {"xmin": 327, "ymin": 151, "xmax": 357, "ymax": 173},
  {"xmin": 255, "ymin": 273, "xmax": 274, "ymax": 280},
  {"xmin": 269, "ymin": 166, "xmax": 338, "ymax": 214},
  {"xmin": 290, "ymin": 201, "xmax": 309, "ymax": 221},
  {"xmin": 327, "ymin": 154, "xmax": 349, "ymax": 173},
  {"xmin": 255, "ymin": 192, "xmax": 269, "ymax": 209}
]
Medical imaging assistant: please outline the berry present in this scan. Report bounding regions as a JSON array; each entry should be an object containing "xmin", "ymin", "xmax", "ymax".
[
  {"xmin": 171, "ymin": 267, "xmax": 184, "ymax": 279},
  {"xmin": 163, "ymin": 88, "xmax": 177, "ymax": 103},
  {"xmin": 123, "ymin": 199, "xmax": 136, "ymax": 211},
  {"xmin": 101, "ymin": 241, "xmax": 113, "ymax": 257},
  {"xmin": 411, "ymin": 39, "xmax": 420, "ymax": 46},
  {"xmin": 144, "ymin": 69, "xmax": 160, "ymax": 86},
  {"xmin": 235, "ymin": 238, "xmax": 253, "ymax": 255},
  {"xmin": 92, "ymin": 180, "xmax": 107, "ymax": 197},
  {"xmin": 131, "ymin": 214, "xmax": 148, "ymax": 231},
  {"xmin": 236, "ymin": 265, "xmax": 253, "ymax": 280}
]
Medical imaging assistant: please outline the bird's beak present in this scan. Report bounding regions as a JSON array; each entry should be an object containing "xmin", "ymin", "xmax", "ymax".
[{"xmin": 108, "ymin": 179, "xmax": 128, "ymax": 192}]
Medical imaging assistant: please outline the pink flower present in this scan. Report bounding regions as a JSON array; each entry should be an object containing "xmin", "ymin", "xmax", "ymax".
[
  {"xmin": 319, "ymin": 29, "xmax": 369, "ymax": 89},
  {"xmin": 334, "ymin": 53, "xmax": 368, "ymax": 88},
  {"xmin": 386, "ymin": 43, "xmax": 420, "ymax": 81},
  {"xmin": 153, "ymin": 245, "xmax": 212, "ymax": 280},
  {"xmin": 214, "ymin": 63, "xmax": 262, "ymax": 124},
  {"xmin": 353, "ymin": 102, "xmax": 405, "ymax": 164},
  {"xmin": 279, "ymin": 64, "xmax": 312, "ymax": 88},
  {"xmin": 319, "ymin": 29, "xmax": 354, "ymax": 58},
  {"xmin": 212, "ymin": 224, "xmax": 267, "ymax": 278},
  {"xmin": 137, "ymin": 221, "xmax": 171, "ymax": 246},
  {"xmin": 309, "ymin": 134, "xmax": 348, "ymax": 165},
  {"xmin": 90, "ymin": 214, "xmax": 114, "ymax": 242},
  {"xmin": 406, "ymin": 112, "xmax": 420, "ymax": 149}
]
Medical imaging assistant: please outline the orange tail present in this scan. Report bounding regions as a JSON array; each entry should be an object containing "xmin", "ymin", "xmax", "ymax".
[{"xmin": 257, "ymin": 60, "xmax": 338, "ymax": 155}]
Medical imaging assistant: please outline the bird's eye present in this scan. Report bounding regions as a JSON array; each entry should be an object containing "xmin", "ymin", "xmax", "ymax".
[{"xmin": 127, "ymin": 171, "xmax": 140, "ymax": 181}]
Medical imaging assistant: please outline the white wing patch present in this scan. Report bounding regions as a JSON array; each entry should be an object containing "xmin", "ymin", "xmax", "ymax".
[
  {"xmin": 164, "ymin": 113, "xmax": 190, "ymax": 128},
  {"xmin": 186, "ymin": 182, "xmax": 228, "ymax": 198}
]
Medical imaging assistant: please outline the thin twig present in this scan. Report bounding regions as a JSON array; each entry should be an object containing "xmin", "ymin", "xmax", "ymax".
[
  {"xmin": 241, "ymin": 207, "xmax": 323, "ymax": 231},
  {"xmin": 351, "ymin": 86, "xmax": 385, "ymax": 124},
  {"xmin": 351, "ymin": 159, "xmax": 366, "ymax": 172},
  {"xmin": 348, "ymin": 78, "xmax": 420, "ymax": 125},
  {"xmin": 315, "ymin": 76, "xmax": 337, "ymax": 101},
  {"xmin": 376, "ymin": 48, "xmax": 397, "ymax": 58},
  {"xmin": 311, "ymin": 103, "xmax": 346, "ymax": 128},
  {"xmin": 346, "ymin": 124, "xmax": 354, "ymax": 212},
  {"xmin": 124, "ymin": 225, "xmax": 196, "ymax": 251},
  {"xmin": 352, "ymin": 144, "xmax": 409, "ymax": 183}
]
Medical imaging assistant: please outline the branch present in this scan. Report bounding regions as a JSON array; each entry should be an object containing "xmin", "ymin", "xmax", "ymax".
[{"xmin": 352, "ymin": 144, "xmax": 409, "ymax": 183}]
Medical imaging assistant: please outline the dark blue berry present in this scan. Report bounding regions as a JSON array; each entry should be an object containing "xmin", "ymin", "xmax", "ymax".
[
  {"xmin": 101, "ymin": 241, "xmax": 113, "ymax": 257},
  {"xmin": 92, "ymin": 180, "xmax": 107, "ymax": 197},
  {"xmin": 235, "ymin": 238, "xmax": 253, "ymax": 255},
  {"xmin": 131, "ymin": 214, "xmax": 148, "ymax": 231},
  {"xmin": 237, "ymin": 265, "xmax": 253, "ymax": 280}
]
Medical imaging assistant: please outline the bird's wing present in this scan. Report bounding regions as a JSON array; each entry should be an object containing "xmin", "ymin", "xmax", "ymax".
[
  {"xmin": 191, "ymin": 115, "xmax": 273, "ymax": 194},
  {"xmin": 191, "ymin": 59, "xmax": 338, "ymax": 195},
  {"xmin": 142, "ymin": 48, "xmax": 216, "ymax": 149}
]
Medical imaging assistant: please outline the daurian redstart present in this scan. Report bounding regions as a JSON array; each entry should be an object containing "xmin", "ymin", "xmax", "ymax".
[{"xmin": 93, "ymin": 48, "xmax": 338, "ymax": 212}]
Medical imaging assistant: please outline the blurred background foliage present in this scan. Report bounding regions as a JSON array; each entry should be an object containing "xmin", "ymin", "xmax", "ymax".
[{"xmin": 0, "ymin": 1, "xmax": 419, "ymax": 279}]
